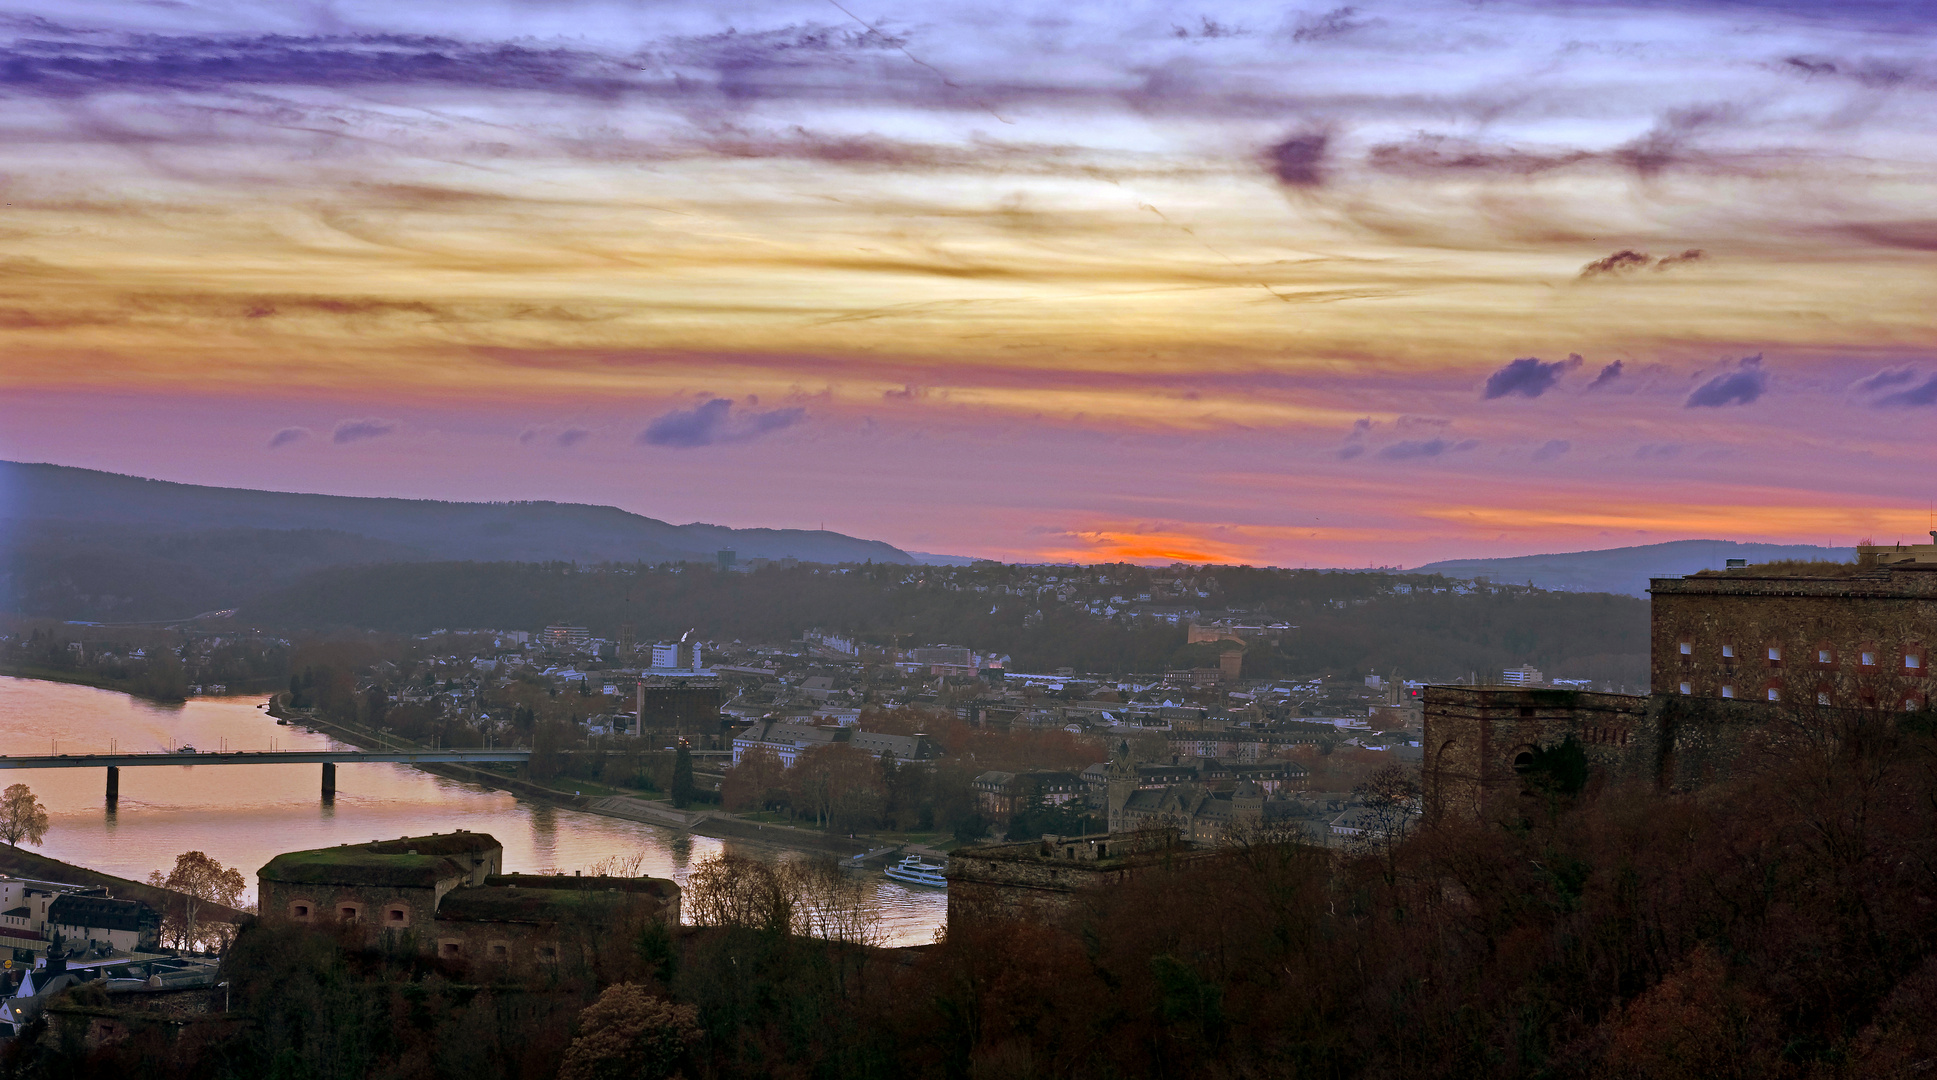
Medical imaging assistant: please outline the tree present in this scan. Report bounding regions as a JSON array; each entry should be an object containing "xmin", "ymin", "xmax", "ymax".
[
  {"xmin": 684, "ymin": 852, "xmax": 793, "ymax": 933},
  {"xmin": 0, "ymin": 784, "xmax": 48, "ymax": 848},
  {"xmin": 789, "ymin": 743, "xmax": 885, "ymax": 831},
  {"xmin": 722, "ymin": 745, "xmax": 786, "ymax": 812},
  {"xmin": 146, "ymin": 850, "xmax": 245, "ymax": 952},
  {"xmin": 672, "ymin": 741, "xmax": 696, "ymax": 809},
  {"xmin": 557, "ymin": 983, "xmax": 701, "ymax": 1080}
]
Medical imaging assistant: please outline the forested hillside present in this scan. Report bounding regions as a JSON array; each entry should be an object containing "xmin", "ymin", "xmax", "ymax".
[
  {"xmin": 243, "ymin": 561, "xmax": 1648, "ymax": 684},
  {"xmin": 0, "ymin": 462, "xmax": 912, "ymax": 620}
]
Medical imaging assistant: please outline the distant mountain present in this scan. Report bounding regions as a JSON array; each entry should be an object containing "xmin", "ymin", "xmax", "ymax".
[
  {"xmin": 0, "ymin": 461, "xmax": 911, "ymax": 621},
  {"xmin": 1413, "ymin": 539, "xmax": 1854, "ymax": 597}
]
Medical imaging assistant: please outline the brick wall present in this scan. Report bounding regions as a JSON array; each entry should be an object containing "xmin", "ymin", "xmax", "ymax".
[
  {"xmin": 259, "ymin": 880, "xmax": 447, "ymax": 938},
  {"xmin": 1422, "ymin": 686, "xmax": 1653, "ymax": 822},
  {"xmin": 1652, "ymin": 573, "xmax": 1937, "ymax": 709}
]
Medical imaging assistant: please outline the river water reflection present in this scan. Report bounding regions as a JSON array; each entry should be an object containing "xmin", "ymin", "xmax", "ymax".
[{"xmin": 0, "ymin": 677, "xmax": 945, "ymax": 945}]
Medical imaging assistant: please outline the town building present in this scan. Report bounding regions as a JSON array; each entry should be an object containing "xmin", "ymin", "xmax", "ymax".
[
  {"xmin": 257, "ymin": 832, "xmax": 678, "ymax": 973},
  {"xmin": 1082, "ymin": 754, "xmax": 1307, "ymax": 800},
  {"xmin": 1499, "ymin": 665, "xmax": 1543, "ymax": 687},
  {"xmin": 541, "ymin": 625, "xmax": 591, "ymax": 648},
  {"xmin": 649, "ymin": 640, "xmax": 704, "ymax": 671},
  {"xmin": 0, "ymin": 878, "xmax": 161, "ymax": 958},
  {"xmin": 972, "ymin": 770, "xmax": 1086, "ymax": 818},
  {"xmin": 1102, "ymin": 740, "xmax": 1270, "ymax": 842},
  {"xmin": 731, "ymin": 721, "xmax": 939, "ymax": 767},
  {"xmin": 636, "ymin": 677, "xmax": 724, "ymax": 738},
  {"xmin": 1162, "ymin": 728, "xmax": 1324, "ymax": 763}
]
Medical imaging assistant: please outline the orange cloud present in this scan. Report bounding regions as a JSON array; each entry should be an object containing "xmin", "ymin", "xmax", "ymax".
[{"xmin": 1033, "ymin": 529, "xmax": 1251, "ymax": 565}]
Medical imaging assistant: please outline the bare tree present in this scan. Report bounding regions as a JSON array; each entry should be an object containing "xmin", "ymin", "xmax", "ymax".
[
  {"xmin": 0, "ymin": 784, "xmax": 48, "ymax": 848},
  {"xmin": 684, "ymin": 851, "xmax": 881, "ymax": 945},
  {"xmin": 684, "ymin": 852, "xmax": 793, "ymax": 933},
  {"xmin": 779, "ymin": 856, "xmax": 882, "ymax": 947},
  {"xmin": 146, "ymin": 850, "xmax": 245, "ymax": 952}
]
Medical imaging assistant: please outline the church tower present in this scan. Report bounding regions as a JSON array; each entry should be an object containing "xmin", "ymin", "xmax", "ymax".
[{"xmin": 1106, "ymin": 738, "xmax": 1137, "ymax": 833}]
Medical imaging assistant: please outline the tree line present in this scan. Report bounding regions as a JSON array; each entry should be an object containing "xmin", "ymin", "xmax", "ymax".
[{"xmin": 242, "ymin": 559, "xmax": 1646, "ymax": 683}]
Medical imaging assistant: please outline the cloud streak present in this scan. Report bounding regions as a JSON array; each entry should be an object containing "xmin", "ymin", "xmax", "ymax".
[
  {"xmin": 638, "ymin": 398, "xmax": 806, "ymax": 448},
  {"xmin": 1377, "ymin": 437, "xmax": 1477, "ymax": 461},
  {"xmin": 332, "ymin": 418, "xmax": 397, "ymax": 444},
  {"xmin": 1686, "ymin": 356, "xmax": 1768, "ymax": 408},
  {"xmin": 1873, "ymin": 375, "xmax": 1937, "ymax": 407},
  {"xmin": 1483, "ymin": 355, "xmax": 1582, "ymax": 400}
]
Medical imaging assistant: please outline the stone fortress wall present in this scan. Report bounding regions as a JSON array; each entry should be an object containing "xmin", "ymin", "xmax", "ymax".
[{"xmin": 1426, "ymin": 559, "xmax": 1937, "ymax": 821}]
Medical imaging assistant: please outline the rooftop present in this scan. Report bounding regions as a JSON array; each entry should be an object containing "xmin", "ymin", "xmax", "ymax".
[
  {"xmin": 436, "ymin": 882, "xmax": 670, "ymax": 925},
  {"xmin": 258, "ymin": 832, "xmax": 502, "ymax": 888}
]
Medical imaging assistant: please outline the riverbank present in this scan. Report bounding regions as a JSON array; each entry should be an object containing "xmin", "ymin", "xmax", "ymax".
[
  {"xmin": 0, "ymin": 663, "xmax": 185, "ymax": 704},
  {"xmin": 266, "ymin": 697, "xmax": 874, "ymax": 860},
  {"xmin": 0, "ymin": 844, "xmax": 249, "ymax": 925}
]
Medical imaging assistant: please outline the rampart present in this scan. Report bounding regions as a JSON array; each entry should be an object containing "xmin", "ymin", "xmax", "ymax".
[{"xmin": 945, "ymin": 830, "xmax": 1215, "ymax": 928}]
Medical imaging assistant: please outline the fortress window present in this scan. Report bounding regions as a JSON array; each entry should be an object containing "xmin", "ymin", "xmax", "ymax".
[
  {"xmin": 1908, "ymin": 698, "xmax": 1923, "ymax": 712},
  {"xmin": 1767, "ymin": 646, "xmax": 1781, "ymax": 662},
  {"xmin": 1721, "ymin": 685, "xmax": 1735, "ymax": 699},
  {"xmin": 338, "ymin": 904, "xmax": 360, "ymax": 923},
  {"xmin": 1908, "ymin": 654, "xmax": 1923, "ymax": 670},
  {"xmin": 1818, "ymin": 649, "xmax": 1832, "ymax": 664},
  {"xmin": 1818, "ymin": 691, "xmax": 1831, "ymax": 706},
  {"xmin": 1862, "ymin": 651, "xmax": 1877, "ymax": 667},
  {"xmin": 387, "ymin": 907, "xmax": 407, "ymax": 924},
  {"xmin": 1679, "ymin": 681, "xmax": 1692, "ymax": 695},
  {"xmin": 1679, "ymin": 641, "xmax": 1692, "ymax": 656},
  {"xmin": 1512, "ymin": 752, "xmax": 1534, "ymax": 773},
  {"xmin": 1722, "ymin": 644, "xmax": 1736, "ymax": 659},
  {"xmin": 1766, "ymin": 688, "xmax": 1780, "ymax": 702},
  {"xmin": 440, "ymin": 941, "xmax": 462, "ymax": 958}
]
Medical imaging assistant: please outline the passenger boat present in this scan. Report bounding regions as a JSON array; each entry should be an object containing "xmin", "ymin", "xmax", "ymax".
[{"xmin": 883, "ymin": 855, "xmax": 947, "ymax": 888}]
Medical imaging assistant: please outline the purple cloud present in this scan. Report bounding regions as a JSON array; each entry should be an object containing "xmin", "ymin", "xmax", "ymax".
[
  {"xmin": 1483, "ymin": 354, "xmax": 1582, "ymax": 400},
  {"xmin": 1685, "ymin": 355, "xmax": 1766, "ymax": 408},
  {"xmin": 267, "ymin": 427, "xmax": 309, "ymax": 448},
  {"xmin": 1587, "ymin": 360, "xmax": 1625, "ymax": 389},
  {"xmin": 332, "ymin": 418, "xmax": 397, "ymax": 444},
  {"xmin": 1874, "ymin": 374, "xmax": 1937, "ymax": 408},
  {"xmin": 1532, "ymin": 439, "xmax": 1571, "ymax": 462},
  {"xmin": 1265, "ymin": 133, "xmax": 1328, "ymax": 186},
  {"xmin": 555, "ymin": 428, "xmax": 591, "ymax": 448},
  {"xmin": 639, "ymin": 398, "xmax": 806, "ymax": 448},
  {"xmin": 1378, "ymin": 437, "xmax": 1477, "ymax": 461}
]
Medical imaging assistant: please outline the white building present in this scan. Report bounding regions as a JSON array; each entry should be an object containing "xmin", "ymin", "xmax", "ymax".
[
  {"xmin": 1500, "ymin": 665, "xmax": 1545, "ymax": 687},
  {"xmin": 0, "ymin": 877, "xmax": 160, "ymax": 956}
]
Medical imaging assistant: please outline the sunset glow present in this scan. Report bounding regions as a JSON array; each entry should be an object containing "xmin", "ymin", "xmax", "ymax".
[{"xmin": 3, "ymin": 0, "xmax": 1934, "ymax": 565}]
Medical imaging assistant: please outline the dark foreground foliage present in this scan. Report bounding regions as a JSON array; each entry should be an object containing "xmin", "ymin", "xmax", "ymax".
[{"xmin": 15, "ymin": 710, "xmax": 1937, "ymax": 1079}]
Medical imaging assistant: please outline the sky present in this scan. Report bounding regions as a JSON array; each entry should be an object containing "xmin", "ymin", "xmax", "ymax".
[{"xmin": 0, "ymin": 0, "xmax": 1933, "ymax": 566}]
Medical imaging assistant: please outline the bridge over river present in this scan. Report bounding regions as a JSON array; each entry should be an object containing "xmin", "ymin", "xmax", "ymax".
[{"xmin": 0, "ymin": 750, "xmax": 531, "ymax": 803}]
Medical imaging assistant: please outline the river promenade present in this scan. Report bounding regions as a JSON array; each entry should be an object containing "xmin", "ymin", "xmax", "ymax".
[
  {"xmin": 0, "ymin": 678, "xmax": 950, "ymax": 943},
  {"xmin": 265, "ymin": 696, "xmax": 884, "ymax": 860}
]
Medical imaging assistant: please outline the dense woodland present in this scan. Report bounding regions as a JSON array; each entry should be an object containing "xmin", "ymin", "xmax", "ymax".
[
  {"xmin": 12, "ymin": 704, "xmax": 1936, "ymax": 1079},
  {"xmin": 245, "ymin": 560, "xmax": 1648, "ymax": 684}
]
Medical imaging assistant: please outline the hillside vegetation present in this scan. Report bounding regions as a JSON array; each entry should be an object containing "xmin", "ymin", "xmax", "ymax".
[{"xmin": 244, "ymin": 560, "xmax": 1648, "ymax": 684}]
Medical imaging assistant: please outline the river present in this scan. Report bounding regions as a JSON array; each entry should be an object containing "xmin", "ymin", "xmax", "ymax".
[{"xmin": 0, "ymin": 677, "xmax": 946, "ymax": 945}]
